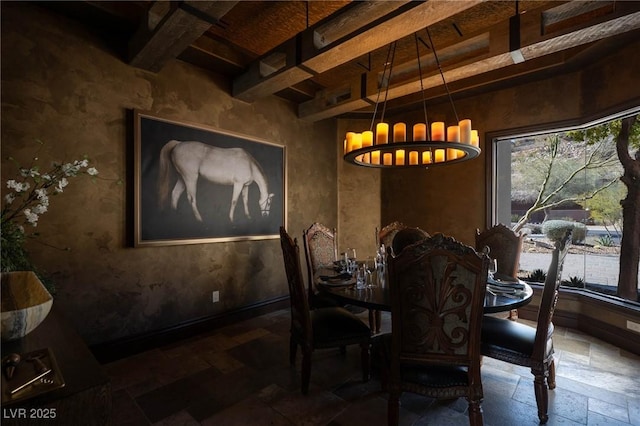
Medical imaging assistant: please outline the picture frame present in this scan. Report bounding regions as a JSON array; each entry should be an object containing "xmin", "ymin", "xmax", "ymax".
[{"xmin": 133, "ymin": 110, "xmax": 286, "ymax": 246}]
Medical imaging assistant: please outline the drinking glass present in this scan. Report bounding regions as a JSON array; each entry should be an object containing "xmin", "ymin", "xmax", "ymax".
[
  {"xmin": 356, "ymin": 264, "xmax": 367, "ymax": 290},
  {"xmin": 365, "ymin": 257, "xmax": 376, "ymax": 288},
  {"xmin": 488, "ymin": 258, "xmax": 498, "ymax": 280},
  {"xmin": 342, "ymin": 248, "xmax": 356, "ymax": 273},
  {"xmin": 348, "ymin": 248, "xmax": 357, "ymax": 263}
]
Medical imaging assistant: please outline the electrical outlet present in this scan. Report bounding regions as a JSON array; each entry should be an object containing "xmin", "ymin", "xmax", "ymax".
[
  {"xmin": 627, "ymin": 320, "xmax": 640, "ymax": 333},
  {"xmin": 212, "ymin": 291, "xmax": 220, "ymax": 303}
]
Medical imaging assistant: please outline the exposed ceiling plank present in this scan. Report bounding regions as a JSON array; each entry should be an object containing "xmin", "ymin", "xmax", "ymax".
[
  {"xmin": 185, "ymin": 34, "xmax": 251, "ymax": 71},
  {"xmin": 41, "ymin": 1, "xmax": 640, "ymax": 121},
  {"xmin": 129, "ymin": 1, "xmax": 238, "ymax": 72},
  {"xmin": 232, "ymin": 38, "xmax": 315, "ymax": 103},
  {"xmin": 299, "ymin": 7, "xmax": 640, "ymax": 122},
  {"xmin": 312, "ymin": 1, "xmax": 409, "ymax": 49},
  {"xmin": 232, "ymin": 0, "xmax": 483, "ymax": 103},
  {"xmin": 301, "ymin": 0, "xmax": 484, "ymax": 74}
]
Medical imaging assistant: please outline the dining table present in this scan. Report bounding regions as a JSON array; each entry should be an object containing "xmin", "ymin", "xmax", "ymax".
[{"xmin": 315, "ymin": 267, "xmax": 533, "ymax": 332}]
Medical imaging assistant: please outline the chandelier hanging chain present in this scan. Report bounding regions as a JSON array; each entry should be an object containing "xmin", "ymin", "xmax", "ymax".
[
  {"xmin": 376, "ymin": 41, "xmax": 397, "ymax": 130},
  {"xmin": 415, "ymin": 33, "xmax": 431, "ymax": 141},
  {"xmin": 426, "ymin": 27, "xmax": 459, "ymax": 123},
  {"xmin": 369, "ymin": 42, "xmax": 396, "ymax": 132}
]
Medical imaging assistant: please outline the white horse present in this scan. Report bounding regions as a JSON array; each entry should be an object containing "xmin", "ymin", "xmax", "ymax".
[{"xmin": 157, "ymin": 140, "xmax": 275, "ymax": 222}]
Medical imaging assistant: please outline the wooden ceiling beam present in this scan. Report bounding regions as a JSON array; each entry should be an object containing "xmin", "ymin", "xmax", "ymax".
[
  {"xmin": 298, "ymin": 6, "xmax": 640, "ymax": 122},
  {"xmin": 186, "ymin": 35, "xmax": 251, "ymax": 71},
  {"xmin": 129, "ymin": 1, "xmax": 238, "ymax": 72},
  {"xmin": 232, "ymin": 0, "xmax": 483, "ymax": 103}
]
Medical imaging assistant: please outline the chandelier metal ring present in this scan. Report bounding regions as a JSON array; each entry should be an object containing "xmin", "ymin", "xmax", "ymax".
[{"xmin": 344, "ymin": 141, "xmax": 480, "ymax": 168}]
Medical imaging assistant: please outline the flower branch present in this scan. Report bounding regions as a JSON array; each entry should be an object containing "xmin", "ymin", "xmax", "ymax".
[{"xmin": 1, "ymin": 149, "xmax": 100, "ymax": 294}]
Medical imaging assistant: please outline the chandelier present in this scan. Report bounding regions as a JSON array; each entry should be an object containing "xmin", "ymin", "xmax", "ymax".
[{"xmin": 343, "ymin": 29, "xmax": 480, "ymax": 168}]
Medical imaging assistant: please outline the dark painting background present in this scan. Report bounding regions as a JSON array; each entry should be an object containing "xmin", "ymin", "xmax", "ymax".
[{"xmin": 136, "ymin": 113, "xmax": 285, "ymax": 244}]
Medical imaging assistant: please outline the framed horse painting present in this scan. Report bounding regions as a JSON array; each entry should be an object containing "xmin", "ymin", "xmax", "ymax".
[{"xmin": 133, "ymin": 110, "xmax": 286, "ymax": 246}]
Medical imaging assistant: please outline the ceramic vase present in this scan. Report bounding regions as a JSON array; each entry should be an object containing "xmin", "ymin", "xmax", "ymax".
[{"xmin": 1, "ymin": 271, "xmax": 53, "ymax": 341}]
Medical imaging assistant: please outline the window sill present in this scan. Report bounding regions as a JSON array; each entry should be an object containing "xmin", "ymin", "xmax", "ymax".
[{"xmin": 517, "ymin": 283, "xmax": 640, "ymax": 355}]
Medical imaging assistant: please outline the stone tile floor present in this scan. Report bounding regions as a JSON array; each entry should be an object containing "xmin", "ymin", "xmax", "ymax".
[{"xmin": 105, "ymin": 309, "xmax": 640, "ymax": 425}]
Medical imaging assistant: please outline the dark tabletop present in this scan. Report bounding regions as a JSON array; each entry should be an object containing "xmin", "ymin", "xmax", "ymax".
[
  {"xmin": 315, "ymin": 268, "xmax": 533, "ymax": 314},
  {"xmin": 1, "ymin": 304, "xmax": 111, "ymax": 411}
]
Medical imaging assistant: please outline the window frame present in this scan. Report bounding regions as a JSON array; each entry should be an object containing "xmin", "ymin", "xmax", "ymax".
[{"xmin": 485, "ymin": 104, "xmax": 640, "ymax": 230}]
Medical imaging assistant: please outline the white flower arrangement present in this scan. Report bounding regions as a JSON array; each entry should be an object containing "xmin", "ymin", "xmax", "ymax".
[
  {"xmin": 1, "ymin": 147, "xmax": 100, "ymax": 293},
  {"xmin": 2, "ymin": 156, "xmax": 98, "ymax": 231}
]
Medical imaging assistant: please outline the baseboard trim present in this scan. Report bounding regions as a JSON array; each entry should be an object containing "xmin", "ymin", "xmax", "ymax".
[
  {"xmin": 577, "ymin": 314, "xmax": 640, "ymax": 354},
  {"xmin": 90, "ymin": 296, "xmax": 290, "ymax": 364},
  {"xmin": 517, "ymin": 284, "xmax": 640, "ymax": 355}
]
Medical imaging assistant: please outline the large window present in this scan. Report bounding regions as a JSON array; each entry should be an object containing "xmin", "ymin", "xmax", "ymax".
[{"xmin": 492, "ymin": 110, "xmax": 639, "ymax": 298}]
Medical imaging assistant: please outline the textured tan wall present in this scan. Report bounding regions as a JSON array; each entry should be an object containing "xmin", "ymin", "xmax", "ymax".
[
  {"xmin": 1, "ymin": 3, "xmax": 337, "ymax": 344},
  {"xmin": 336, "ymin": 120, "xmax": 382, "ymax": 260}
]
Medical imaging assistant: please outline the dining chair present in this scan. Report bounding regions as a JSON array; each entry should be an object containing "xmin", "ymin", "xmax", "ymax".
[
  {"xmin": 480, "ymin": 229, "xmax": 572, "ymax": 424},
  {"xmin": 279, "ymin": 227, "xmax": 371, "ymax": 394},
  {"xmin": 476, "ymin": 223, "xmax": 523, "ymax": 320},
  {"xmin": 367, "ymin": 226, "xmax": 431, "ymax": 334},
  {"xmin": 368, "ymin": 225, "xmax": 430, "ymax": 334},
  {"xmin": 380, "ymin": 233, "xmax": 490, "ymax": 426},
  {"xmin": 378, "ymin": 221, "xmax": 407, "ymax": 253},
  {"xmin": 302, "ymin": 222, "xmax": 341, "ymax": 309},
  {"xmin": 303, "ymin": 222, "xmax": 378, "ymax": 331},
  {"xmin": 475, "ymin": 223, "xmax": 523, "ymax": 277},
  {"xmin": 391, "ymin": 226, "xmax": 430, "ymax": 255},
  {"xmin": 370, "ymin": 221, "xmax": 410, "ymax": 333}
]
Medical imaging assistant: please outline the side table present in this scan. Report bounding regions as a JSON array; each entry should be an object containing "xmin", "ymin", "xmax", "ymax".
[{"xmin": 1, "ymin": 304, "xmax": 111, "ymax": 425}]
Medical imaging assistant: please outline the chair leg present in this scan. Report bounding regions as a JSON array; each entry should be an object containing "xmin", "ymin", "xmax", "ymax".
[
  {"xmin": 379, "ymin": 364, "xmax": 389, "ymax": 391},
  {"xmin": 368, "ymin": 309, "xmax": 375, "ymax": 334},
  {"xmin": 388, "ymin": 391, "xmax": 400, "ymax": 426},
  {"xmin": 533, "ymin": 372, "xmax": 549, "ymax": 424},
  {"xmin": 467, "ymin": 397, "xmax": 484, "ymax": 426},
  {"xmin": 375, "ymin": 309, "xmax": 381, "ymax": 333},
  {"xmin": 301, "ymin": 348, "xmax": 312, "ymax": 395},
  {"xmin": 289, "ymin": 335, "xmax": 297, "ymax": 365},
  {"xmin": 360, "ymin": 342, "xmax": 370, "ymax": 382},
  {"xmin": 547, "ymin": 359, "xmax": 557, "ymax": 390}
]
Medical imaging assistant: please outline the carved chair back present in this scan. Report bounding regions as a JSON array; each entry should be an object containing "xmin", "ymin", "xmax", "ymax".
[
  {"xmin": 280, "ymin": 227, "xmax": 312, "ymax": 347},
  {"xmin": 532, "ymin": 230, "xmax": 572, "ymax": 361},
  {"xmin": 378, "ymin": 221, "xmax": 407, "ymax": 252},
  {"xmin": 391, "ymin": 227, "xmax": 430, "ymax": 256},
  {"xmin": 475, "ymin": 223, "xmax": 523, "ymax": 277},
  {"xmin": 302, "ymin": 223, "xmax": 337, "ymax": 306}
]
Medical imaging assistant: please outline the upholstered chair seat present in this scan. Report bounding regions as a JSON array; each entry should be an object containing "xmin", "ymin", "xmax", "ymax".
[
  {"xmin": 309, "ymin": 307, "xmax": 372, "ymax": 349},
  {"xmin": 401, "ymin": 365, "xmax": 471, "ymax": 393},
  {"xmin": 376, "ymin": 333, "xmax": 473, "ymax": 394},
  {"xmin": 482, "ymin": 316, "xmax": 554, "ymax": 361}
]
